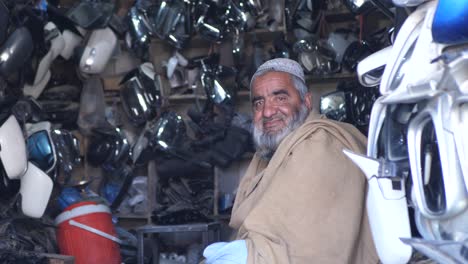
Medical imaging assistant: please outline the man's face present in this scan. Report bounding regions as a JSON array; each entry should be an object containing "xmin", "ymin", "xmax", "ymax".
[{"xmin": 251, "ymin": 71, "xmax": 311, "ymax": 159}]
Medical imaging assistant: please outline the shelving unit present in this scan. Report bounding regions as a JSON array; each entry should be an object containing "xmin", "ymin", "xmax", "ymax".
[
  {"xmin": 100, "ymin": 0, "xmax": 363, "ymax": 228},
  {"xmin": 166, "ymin": 90, "xmax": 250, "ymax": 103},
  {"xmin": 324, "ymin": 10, "xmax": 357, "ymax": 23},
  {"xmin": 306, "ymin": 72, "xmax": 357, "ymax": 84},
  {"xmin": 151, "ymin": 26, "xmax": 287, "ymax": 49}
]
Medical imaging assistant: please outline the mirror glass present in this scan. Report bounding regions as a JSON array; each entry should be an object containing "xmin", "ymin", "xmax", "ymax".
[
  {"xmin": 27, "ymin": 131, "xmax": 56, "ymax": 174},
  {"xmin": 151, "ymin": 112, "xmax": 186, "ymax": 150},
  {"xmin": 320, "ymin": 91, "xmax": 347, "ymax": 122}
]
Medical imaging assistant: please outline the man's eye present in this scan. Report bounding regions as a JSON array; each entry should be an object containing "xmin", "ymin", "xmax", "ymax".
[
  {"xmin": 276, "ymin": 96, "xmax": 287, "ymax": 102},
  {"xmin": 253, "ymin": 101, "xmax": 263, "ymax": 110}
]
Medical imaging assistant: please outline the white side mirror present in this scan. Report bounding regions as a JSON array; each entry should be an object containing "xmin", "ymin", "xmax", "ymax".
[
  {"xmin": 23, "ymin": 22, "xmax": 65, "ymax": 98},
  {"xmin": 343, "ymin": 149, "xmax": 412, "ymax": 264},
  {"xmin": 20, "ymin": 162, "xmax": 53, "ymax": 218},
  {"xmin": 0, "ymin": 116, "xmax": 27, "ymax": 179},
  {"xmin": 79, "ymin": 27, "xmax": 118, "ymax": 74},
  {"xmin": 61, "ymin": 29, "xmax": 84, "ymax": 60}
]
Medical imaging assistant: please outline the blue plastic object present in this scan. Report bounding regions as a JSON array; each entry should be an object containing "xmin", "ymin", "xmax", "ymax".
[
  {"xmin": 58, "ymin": 187, "xmax": 83, "ymax": 210},
  {"xmin": 432, "ymin": 0, "xmax": 468, "ymax": 44},
  {"xmin": 101, "ymin": 182, "xmax": 120, "ymax": 205},
  {"xmin": 27, "ymin": 131, "xmax": 55, "ymax": 173},
  {"xmin": 36, "ymin": 0, "xmax": 48, "ymax": 11}
]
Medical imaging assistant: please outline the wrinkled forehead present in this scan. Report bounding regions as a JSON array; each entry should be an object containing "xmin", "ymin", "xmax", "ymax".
[{"xmin": 251, "ymin": 71, "xmax": 296, "ymax": 97}]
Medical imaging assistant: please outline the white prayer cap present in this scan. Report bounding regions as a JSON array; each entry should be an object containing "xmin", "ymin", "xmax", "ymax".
[{"xmin": 250, "ymin": 58, "xmax": 305, "ymax": 90}]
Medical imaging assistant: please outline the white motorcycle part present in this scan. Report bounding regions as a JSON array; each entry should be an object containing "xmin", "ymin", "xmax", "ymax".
[
  {"xmin": 452, "ymin": 97, "xmax": 468, "ymax": 192},
  {"xmin": 447, "ymin": 50, "xmax": 468, "ymax": 95},
  {"xmin": 343, "ymin": 149, "xmax": 412, "ymax": 264},
  {"xmin": 392, "ymin": 0, "xmax": 432, "ymax": 7},
  {"xmin": 23, "ymin": 70, "xmax": 51, "ymax": 99},
  {"xmin": 60, "ymin": 29, "xmax": 83, "ymax": 60},
  {"xmin": 415, "ymin": 203, "xmax": 468, "ymax": 241},
  {"xmin": 0, "ymin": 115, "xmax": 28, "ymax": 179},
  {"xmin": 366, "ymin": 96, "xmax": 387, "ymax": 157},
  {"xmin": 174, "ymin": 51, "xmax": 188, "ymax": 67},
  {"xmin": 79, "ymin": 27, "xmax": 117, "ymax": 74},
  {"xmin": 407, "ymin": 92, "xmax": 468, "ymax": 219},
  {"xmin": 23, "ymin": 22, "xmax": 65, "ymax": 98},
  {"xmin": 381, "ymin": 2, "xmax": 445, "ymax": 104},
  {"xmin": 413, "ymin": 210, "xmax": 438, "ymax": 240},
  {"xmin": 400, "ymin": 237, "xmax": 468, "ymax": 263},
  {"xmin": 442, "ymin": 50, "xmax": 468, "ymax": 191},
  {"xmin": 166, "ymin": 55, "xmax": 178, "ymax": 79},
  {"xmin": 380, "ymin": 1, "xmax": 435, "ymax": 95},
  {"xmin": 357, "ymin": 46, "xmax": 392, "ymax": 87},
  {"xmin": 19, "ymin": 162, "xmax": 53, "ymax": 218},
  {"xmin": 140, "ymin": 62, "xmax": 156, "ymax": 80}
]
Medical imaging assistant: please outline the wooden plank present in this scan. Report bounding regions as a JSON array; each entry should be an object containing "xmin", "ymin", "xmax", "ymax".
[
  {"xmin": 41, "ymin": 253, "xmax": 75, "ymax": 264},
  {"xmin": 102, "ymin": 76, "xmax": 123, "ymax": 91}
]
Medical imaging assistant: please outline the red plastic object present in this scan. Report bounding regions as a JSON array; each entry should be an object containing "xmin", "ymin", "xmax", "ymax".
[{"xmin": 55, "ymin": 201, "xmax": 121, "ymax": 264}]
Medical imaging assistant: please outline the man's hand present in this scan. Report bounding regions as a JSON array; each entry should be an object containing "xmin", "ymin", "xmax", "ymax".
[{"xmin": 203, "ymin": 240, "xmax": 247, "ymax": 264}]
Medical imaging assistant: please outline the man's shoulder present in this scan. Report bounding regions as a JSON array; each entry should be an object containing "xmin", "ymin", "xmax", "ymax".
[{"xmin": 290, "ymin": 113, "xmax": 367, "ymax": 153}]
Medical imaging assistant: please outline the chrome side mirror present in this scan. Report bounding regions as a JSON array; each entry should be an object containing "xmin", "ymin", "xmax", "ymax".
[
  {"xmin": 66, "ymin": 1, "xmax": 115, "ymax": 29},
  {"xmin": 343, "ymin": 0, "xmax": 374, "ymax": 14},
  {"xmin": 320, "ymin": 91, "xmax": 347, "ymax": 122},
  {"xmin": 150, "ymin": 111, "xmax": 186, "ymax": 151}
]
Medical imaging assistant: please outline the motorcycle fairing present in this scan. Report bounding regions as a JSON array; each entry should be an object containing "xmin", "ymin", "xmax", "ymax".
[{"xmin": 407, "ymin": 92, "xmax": 467, "ymax": 219}]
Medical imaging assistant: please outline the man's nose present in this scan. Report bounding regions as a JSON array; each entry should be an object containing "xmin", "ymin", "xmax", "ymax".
[{"xmin": 262, "ymin": 100, "xmax": 277, "ymax": 118}]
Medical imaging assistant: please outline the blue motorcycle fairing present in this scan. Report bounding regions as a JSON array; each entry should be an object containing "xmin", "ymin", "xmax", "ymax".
[{"xmin": 432, "ymin": 0, "xmax": 468, "ymax": 44}]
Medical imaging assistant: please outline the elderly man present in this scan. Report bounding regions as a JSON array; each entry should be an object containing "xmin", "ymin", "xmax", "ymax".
[{"xmin": 204, "ymin": 58, "xmax": 378, "ymax": 264}]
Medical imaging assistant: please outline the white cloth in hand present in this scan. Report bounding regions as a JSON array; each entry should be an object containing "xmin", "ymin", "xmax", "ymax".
[{"xmin": 203, "ymin": 240, "xmax": 247, "ymax": 264}]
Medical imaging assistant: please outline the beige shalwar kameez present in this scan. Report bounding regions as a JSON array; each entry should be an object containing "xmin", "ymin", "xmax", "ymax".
[{"xmin": 229, "ymin": 113, "xmax": 379, "ymax": 264}]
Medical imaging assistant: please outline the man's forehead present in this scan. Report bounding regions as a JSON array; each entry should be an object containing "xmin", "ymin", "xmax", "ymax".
[{"xmin": 252, "ymin": 72, "xmax": 294, "ymax": 94}]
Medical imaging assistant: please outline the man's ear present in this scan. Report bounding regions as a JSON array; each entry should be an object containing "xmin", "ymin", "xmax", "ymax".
[{"xmin": 304, "ymin": 92, "xmax": 312, "ymax": 110}]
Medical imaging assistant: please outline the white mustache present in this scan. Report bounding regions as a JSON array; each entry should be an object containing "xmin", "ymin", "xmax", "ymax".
[
  {"xmin": 261, "ymin": 114, "xmax": 287, "ymax": 129},
  {"xmin": 253, "ymin": 104, "xmax": 310, "ymax": 160}
]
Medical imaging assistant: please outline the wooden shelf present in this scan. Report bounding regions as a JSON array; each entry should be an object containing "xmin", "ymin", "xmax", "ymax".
[
  {"xmin": 168, "ymin": 93, "xmax": 206, "ymax": 100},
  {"xmin": 116, "ymin": 213, "xmax": 151, "ymax": 219},
  {"xmin": 166, "ymin": 90, "xmax": 250, "ymax": 103},
  {"xmin": 244, "ymin": 27, "xmax": 286, "ymax": 42},
  {"xmin": 237, "ymin": 90, "xmax": 250, "ymax": 99},
  {"xmin": 152, "ymin": 27, "xmax": 286, "ymax": 49},
  {"xmin": 324, "ymin": 10, "xmax": 357, "ymax": 23},
  {"xmin": 210, "ymin": 214, "xmax": 231, "ymax": 220},
  {"xmin": 306, "ymin": 72, "xmax": 356, "ymax": 84}
]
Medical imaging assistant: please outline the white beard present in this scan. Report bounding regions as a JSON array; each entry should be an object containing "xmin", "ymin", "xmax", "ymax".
[{"xmin": 253, "ymin": 104, "xmax": 309, "ymax": 160}]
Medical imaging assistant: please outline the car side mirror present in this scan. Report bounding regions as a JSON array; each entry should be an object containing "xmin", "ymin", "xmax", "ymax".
[{"xmin": 320, "ymin": 91, "xmax": 347, "ymax": 122}]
